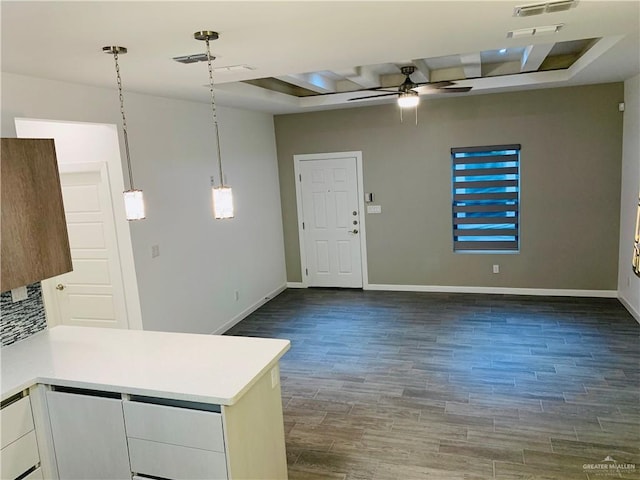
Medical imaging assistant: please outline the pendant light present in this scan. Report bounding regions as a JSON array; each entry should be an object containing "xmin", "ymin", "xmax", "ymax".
[
  {"xmin": 195, "ymin": 30, "xmax": 234, "ymax": 219},
  {"xmin": 103, "ymin": 46, "xmax": 145, "ymax": 221}
]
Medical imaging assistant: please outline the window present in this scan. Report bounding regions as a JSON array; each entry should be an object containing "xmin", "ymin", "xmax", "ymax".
[{"xmin": 451, "ymin": 144, "xmax": 520, "ymax": 252}]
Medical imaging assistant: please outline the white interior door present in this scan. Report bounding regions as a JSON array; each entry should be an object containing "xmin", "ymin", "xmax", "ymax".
[
  {"xmin": 42, "ymin": 163, "xmax": 129, "ymax": 329},
  {"xmin": 297, "ymin": 155, "xmax": 363, "ymax": 288}
]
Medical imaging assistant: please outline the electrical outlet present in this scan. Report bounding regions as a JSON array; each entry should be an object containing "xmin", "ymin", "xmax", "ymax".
[
  {"xmin": 234, "ymin": 290, "xmax": 240, "ymax": 301},
  {"xmin": 151, "ymin": 245, "xmax": 160, "ymax": 258},
  {"xmin": 11, "ymin": 286, "xmax": 28, "ymax": 302},
  {"xmin": 493, "ymin": 264, "xmax": 500, "ymax": 274}
]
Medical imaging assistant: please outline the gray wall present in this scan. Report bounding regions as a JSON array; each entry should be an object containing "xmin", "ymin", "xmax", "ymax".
[{"xmin": 275, "ymin": 83, "xmax": 624, "ymax": 290}]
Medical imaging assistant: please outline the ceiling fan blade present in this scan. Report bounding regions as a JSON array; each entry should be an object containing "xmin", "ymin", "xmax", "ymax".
[
  {"xmin": 439, "ymin": 86, "xmax": 473, "ymax": 93},
  {"xmin": 413, "ymin": 80, "xmax": 455, "ymax": 88},
  {"xmin": 348, "ymin": 92, "xmax": 398, "ymax": 101},
  {"xmin": 360, "ymin": 86, "xmax": 401, "ymax": 92},
  {"xmin": 368, "ymin": 81, "xmax": 454, "ymax": 92},
  {"xmin": 414, "ymin": 85, "xmax": 473, "ymax": 95}
]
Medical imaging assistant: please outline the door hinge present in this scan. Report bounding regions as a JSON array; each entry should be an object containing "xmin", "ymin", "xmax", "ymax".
[
  {"xmin": 302, "ymin": 222, "xmax": 305, "ymax": 230},
  {"xmin": 299, "ymin": 174, "xmax": 302, "ymax": 182},
  {"xmin": 305, "ymin": 268, "xmax": 308, "ymax": 276}
]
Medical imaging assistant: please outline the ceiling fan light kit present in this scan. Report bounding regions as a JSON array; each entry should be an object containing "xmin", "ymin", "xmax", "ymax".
[{"xmin": 397, "ymin": 91, "xmax": 419, "ymax": 108}]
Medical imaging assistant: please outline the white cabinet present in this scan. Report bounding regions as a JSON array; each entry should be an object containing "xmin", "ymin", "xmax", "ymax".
[
  {"xmin": 128, "ymin": 438, "xmax": 227, "ymax": 480},
  {"xmin": 123, "ymin": 400, "xmax": 225, "ymax": 451},
  {"xmin": 45, "ymin": 391, "xmax": 231, "ymax": 480},
  {"xmin": 0, "ymin": 395, "xmax": 41, "ymax": 480},
  {"xmin": 123, "ymin": 400, "xmax": 228, "ymax": 480},
  {"xmin": 46, "ymin": 390, "xmax": 130, "ymax": 479},
  {"xmin": 5, "ymin": 368, "xmax": 288, "ymax": 480}
]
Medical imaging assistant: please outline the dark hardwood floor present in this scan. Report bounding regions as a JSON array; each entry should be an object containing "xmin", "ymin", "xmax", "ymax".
[{"xmin": 226, "ymin": 289, "xmax": 640, "ymax": 480}]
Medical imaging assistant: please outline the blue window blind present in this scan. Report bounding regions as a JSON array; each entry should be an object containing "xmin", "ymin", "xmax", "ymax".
[{"xmin": 452, "ymin": 144, "xmax": 521, "ymax": 252}]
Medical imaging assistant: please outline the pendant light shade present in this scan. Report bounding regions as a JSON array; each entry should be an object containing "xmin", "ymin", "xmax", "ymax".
[
  {"xmin": 103, "ymin": 45, "xmax": 146, "ymax": 221},
  {"xmin": 123, "ymin": 189, "xmax": 145, "ymax": 220},
  {"xmin": 213, "ymin": 185, "xmax": 234, "ymax": 219},
  {"xmin": 195, "ymin": 30, "xmax": 234, "ymax": 219}
]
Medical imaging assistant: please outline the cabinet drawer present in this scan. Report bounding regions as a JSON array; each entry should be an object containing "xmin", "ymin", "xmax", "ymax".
[
  {"xmin": 1, "ymin": 396, "xmax": 34, "ymax": 449},
  {"xmin": 123, "ymin": 401, "xmax": 225, "ymax": 452},
  {"xmin": 0, "ymin": 430, "xmax": 39, "ymax": 480},
  {"xmin": 128, "ymin": 438, "xmax": 228, "ymax": 480}
]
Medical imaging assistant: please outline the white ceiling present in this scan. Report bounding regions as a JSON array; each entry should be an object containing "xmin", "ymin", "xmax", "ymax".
[{"xmin": 1, "ymin": 1, "xmax": 638, "ymax": 114}]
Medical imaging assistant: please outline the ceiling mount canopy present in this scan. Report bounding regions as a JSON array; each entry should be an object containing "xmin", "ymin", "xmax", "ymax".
[
  {"xmin": 102, "ymin": 46, "xmax": 127, "ymax": 55},
  {"xmin": 194, "ymin": 30, "xmax": 219, "ymax": 42}
]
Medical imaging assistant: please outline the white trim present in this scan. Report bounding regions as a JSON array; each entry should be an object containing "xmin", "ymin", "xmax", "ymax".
[
  {"xmin": 293, "ymin": 151, "xmax": 369, "ymax": 288},
  {"xmin": 286, "ymin": 282, "xmax": 306, "ymax": 288},
  {"xmin": 618, "ymin": 294, "xmax": 640, "ymax": 323},
  {"xmin": 211, "ymin": 284, "xmax": 287, "ymax": 335},
  {"xmin": 365, "ymin": 283, "xmax": 617, "ymax": 298}
]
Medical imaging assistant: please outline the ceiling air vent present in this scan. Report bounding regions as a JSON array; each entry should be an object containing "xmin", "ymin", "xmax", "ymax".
[
  {"xmin": 545, "ymin": 0, "xmax": 577, "ymax": 13},
  {"xmin": 514, "ymin": 0, "xmax": 577, "ymax": 17},
  {"xmin": 507, "ymin": 23, "xmax": 563, "ymax": 38},
  {"xmin": 173, "ymin": 53, "xmax": 211, "ymax": 64},
  {"xmin": 173, "ymin": 55, "xmax": 255, "ymax": 72}
]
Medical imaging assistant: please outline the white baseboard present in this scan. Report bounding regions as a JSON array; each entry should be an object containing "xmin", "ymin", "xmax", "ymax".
[
  {"xmin": 618, "ymin": 294, "xmax": 640, "ymax": 323},
  {"xmin": 211, "ymin": 284, "xmax": 287, "ymax": 335},
  {"xmin": 211, "ymin": 283, "xmax": 635, "ymax": 332},
  {"xmin": 365, "ymin": 283, "xmax": 617, "ymax": 298}
]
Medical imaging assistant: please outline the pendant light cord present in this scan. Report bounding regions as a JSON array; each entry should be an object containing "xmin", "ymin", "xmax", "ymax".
[
  {"xmin": 205, "ymin": 37, "xmax": 225, "ymax": 187},
  {"xmin": 112, "ymin": 51, "xmax": 136, "ymax": 191}
]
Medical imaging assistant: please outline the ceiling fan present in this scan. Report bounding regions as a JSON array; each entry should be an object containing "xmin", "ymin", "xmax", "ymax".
[{"xmin": 348, "ymin": 66, "xmax": 472, "ymax": 107}]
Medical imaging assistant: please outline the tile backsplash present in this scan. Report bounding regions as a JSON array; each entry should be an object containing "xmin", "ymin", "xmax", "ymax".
[{"xmin": 0, "ymin": 283, "xmax": 47, "ymax": 346}]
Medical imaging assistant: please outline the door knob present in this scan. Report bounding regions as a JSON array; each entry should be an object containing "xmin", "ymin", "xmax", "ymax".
[
  {"xmin": 56, "ymin": 284, "xmax": 65, "ymax": 291},
  {"xmin": 351, "ymin": 229, "xmax": 359, "ymax": 234}
]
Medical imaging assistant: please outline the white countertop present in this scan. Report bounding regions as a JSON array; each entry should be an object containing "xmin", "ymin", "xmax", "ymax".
[{"xmin": 1, "ymin": 326, "xmax": 290, "ymax": 405}]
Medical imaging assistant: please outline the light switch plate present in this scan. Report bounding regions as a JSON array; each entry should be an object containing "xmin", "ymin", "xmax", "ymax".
[
  {"xmin": 11, "ymin": 286, "xmax": 28, "ymax": 302},
  {"xmin": 367, "ymin": 205, "xmax": 382, "ymax": 214}
]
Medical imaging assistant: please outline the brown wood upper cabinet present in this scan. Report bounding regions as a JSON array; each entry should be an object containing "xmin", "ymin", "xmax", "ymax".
[{"xmin": 1, "ymin": 138, "xmax": 72, "ymax": 292}]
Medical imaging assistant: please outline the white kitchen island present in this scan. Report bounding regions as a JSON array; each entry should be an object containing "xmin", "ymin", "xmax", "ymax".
[{"xmin": 1, "ymin": 326, "xmax": 291, "ymax": 480}]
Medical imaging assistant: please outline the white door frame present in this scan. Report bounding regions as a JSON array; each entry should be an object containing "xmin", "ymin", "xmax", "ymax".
[
  {"xmin": 15, "ymin": 117, "xmax": 143, "ymax": 330},
  {"xmin": 293, "ymin": 151, "xmax": 369, "ymax": 288}
]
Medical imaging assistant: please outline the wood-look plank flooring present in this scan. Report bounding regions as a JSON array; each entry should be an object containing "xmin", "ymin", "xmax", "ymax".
[{"xmin": 226, "ymin": 289, "xmax": 640, "ymax": 479}]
